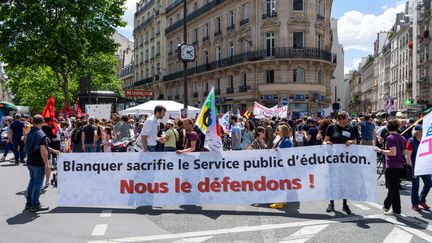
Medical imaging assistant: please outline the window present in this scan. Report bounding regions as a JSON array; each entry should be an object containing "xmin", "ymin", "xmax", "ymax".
[
  {"xmin": 203, "ymin": 23, "xmax": 209, "ymax": 37},
  {"xmin": 193, "ymin": 2, "xmax": 197, "ymax": 12},
  {"xmin": 151, "ymin": 46, "xmax": 154, "ymax": 58},
  {"xmin": 318, "ymin": 70, "xmax": 323, "ymax": 84},
  {"xmin": 169, "ymin": 18, "xmax": 173, "ymax": 26},
  {"xmin": 266, "ymin": 0, "xmax": 276, "ymax": 16},
  {"xmin": 317, "ymin": 34, "xmax": 321, "ymax": 50},
  {"xmin": 216, "ymin": 47, "xmax": 221, "ymax": 63},
  {"xmin": 216, "ymin": 17, "xmax": 221, "ymax": 32},
  {"xmin": 293, "ymin": 0, "xmax": 303, "ymax": 11},
  {"xmin": 156, "ymin": 21, "xmax": 160, "ymax": 34},
  {"xmin": 145, "ymin": 49, "xmax": 149, "ymax": 61},
  {"xmin": 217, "ymin": 78, "xmax": 221, "ymax": 90},
  {"xmin": 206, "ymin": 81, "xmax": 209, "ymax": 92},
  {"xmin": 242, "ymin": 73, "xmax": 247, "ymax": 86},
  {"xmin": 293, "ymin": 68, "xmax": 305, "ymax": 83},
  {"xmin": 317, "ymin": 0, "xmax": 324, "ymax": 16},
  {"xmin": 205, "ymin": 51, "xmax": 209, "ymax": 65},
  {"xmin": 169, "ymin": 41, "xmax": 173, "ymax": 54},
  {"xmin": 266, "ymin": 32, "xmax": 275, "ymax": 56},
  {"xmin": 266, "ymin": 70, "xmax": 274, "ymax": 83},
  {"xmin": 243, "ymin": 3, "xmax": 250, "ymax": 20},
  {"xmin": 193, "ymin": 28, "xmax": 198, "ymax": 42},
  {"xmin": 176, "ymin": 14, "xmax": 180, "ymax": 22},
  {"xmin": 229, "ymin": 42, "xmax": 235, "ymax": 58},
  {"xmin": 293, "ymin": 32, "xmax": 304, "ymax": 49},
  {"xmin": 228, "ymin": 10, "xmax": 234, "ymax": 27},
  {"xmin": 229, "ymin": 76, "xmax": 234, "ymax": 88},
  {"xmin": 156, "ymin": 42, "xmax": 160, "ymax": 55}
]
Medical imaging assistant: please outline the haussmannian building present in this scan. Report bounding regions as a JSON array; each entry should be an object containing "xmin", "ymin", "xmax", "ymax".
[{"xmin": 157, "ymin": 0, "xmax": 336, "ymax": 114}]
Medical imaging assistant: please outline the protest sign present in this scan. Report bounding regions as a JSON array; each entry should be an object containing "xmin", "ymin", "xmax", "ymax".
[
  {"xmin": 85, "ymin": 104, "xmax": 112, "ymax": 120},
  {"xmin": 58, "ymin": 145, "xmax": 376, "ymax": 207},
  {"xmin": 253, "ymin": 102, "xmax": 288, "ymax": 119},
  {"xmin": 414, "ymin": 111, "xmax": 432, "ymax": 176}
]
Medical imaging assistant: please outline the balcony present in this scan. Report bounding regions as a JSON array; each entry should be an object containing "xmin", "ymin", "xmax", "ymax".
[
  {"xmin": 262, "ymin": 12, "xmax": 277, "ymax": 19},
  {"xmin": 227, "ymin": 25, "xmax": 235, "ymax": 31},
  {"xmin": 193, "ymin": 92, "xmax": 199, "ymax": 98},
  {"xmin": 155, "ymin": 75, "xmax": 160, "ymax": 81},
  {"xmin": 133, "ymin": 15, "xmax": 155, "ymax": 34},
  {"xmin": 214, "ymin": 30, "xmax": 222, "ymax": 37},
  {"xmin": 165, "ymin": 0, "xmax": 226, "ymax": 35},
  {"xmin": 226, "ymin": 88, "xmax": 234, "ymax": 94},
  {"xmin": 120, "ymin": 64, "xmax": 135, "ymax": 78},
  {"xmin": 239, "ymin": 86, "xmax": 250, "ymax": 93},
  {"xmin": 240, "ymin": 18, "xmax": 249, "ymax": 26},
  {"xmin": 317, "ymin": 14, "xmax": 325, "ymax": 21},
  {"xmin": 202, "ymin": 36, "xmax": 210, "ymax": 42},
  {"xmin": 165, "ymin": 0, "xmax": 183, "ymax": 14},
  {"xmin": 135, "ymin": 0, "xmax": 155, "ymax": 17},
  {"xmin": 162, "ymin": 47, "xmax": 335, "ymax": 82},
  {"xmin": 215, "ymin": 89, "xmax": 221, "ymax": 95},
  {"xmin": 134, "ymin": 77, "xmax": 154, "ymax": 87}
]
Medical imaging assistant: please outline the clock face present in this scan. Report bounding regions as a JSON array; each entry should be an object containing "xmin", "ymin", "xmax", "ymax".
[{"xmin": 180, "ymin": 44, "xmax": 195, "ymax": 61}]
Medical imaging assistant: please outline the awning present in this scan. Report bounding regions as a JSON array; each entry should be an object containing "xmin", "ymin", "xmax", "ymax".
[{"xmin": 0, "ymin": 101, "xmax": 17, "ymax": 110}]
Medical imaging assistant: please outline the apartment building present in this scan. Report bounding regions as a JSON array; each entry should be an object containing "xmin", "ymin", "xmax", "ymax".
[{"xmin": 160, "ymin": 0, "xmax": 336, "ymax": 114}]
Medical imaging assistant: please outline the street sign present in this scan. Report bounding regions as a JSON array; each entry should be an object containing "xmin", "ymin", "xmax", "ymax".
[
  {"xmin": 124, "ymin": 89, "xmax": 154, "ymax": 97},
  {"xmin": 181, "ymin": 108, "xmax": 188, "ymax": 118},
  {"xmin": 281, "ymin": 97, "xmax": 289, "ymax": 106}
]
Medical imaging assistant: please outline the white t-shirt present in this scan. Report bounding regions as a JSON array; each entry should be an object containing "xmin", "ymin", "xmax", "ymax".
[{"xmin": 140, "ymin": 115, "xmax": 159, "ymax": 146}]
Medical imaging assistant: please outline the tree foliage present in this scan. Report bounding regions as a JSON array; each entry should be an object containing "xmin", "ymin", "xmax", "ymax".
[{"xmin": 0, "ymin": 0, "xmax": 126, "ymax": 106}]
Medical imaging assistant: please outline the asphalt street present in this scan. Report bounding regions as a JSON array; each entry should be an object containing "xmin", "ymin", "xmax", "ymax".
[{"xmin": 2, "ymin": 153, "xmax": 432, "ymax": 243}]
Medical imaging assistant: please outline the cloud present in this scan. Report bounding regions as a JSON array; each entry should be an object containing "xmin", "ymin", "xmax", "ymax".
[
  {"xmin": 338, "ymin": 2, "xmax": 405, "ymax": 53},
  {"xmin": 117, "ymin": 0, "xmax": 136, "ymax": 40}
]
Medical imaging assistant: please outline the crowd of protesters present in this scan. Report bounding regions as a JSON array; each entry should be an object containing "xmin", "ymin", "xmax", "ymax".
[{"xmin": 0, "ymin": 106, "xmax": 428, "ymax": 215}]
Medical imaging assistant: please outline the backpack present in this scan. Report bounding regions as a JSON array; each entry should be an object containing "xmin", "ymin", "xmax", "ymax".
[{"xmin": 72, "ymin": 128, "xmax": 82, "ymax": 144}]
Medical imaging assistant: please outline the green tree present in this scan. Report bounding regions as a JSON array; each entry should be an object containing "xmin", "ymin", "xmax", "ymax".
[{"xmin": 0, "ymin": 0, "xmax": 126, "ymax": 106}]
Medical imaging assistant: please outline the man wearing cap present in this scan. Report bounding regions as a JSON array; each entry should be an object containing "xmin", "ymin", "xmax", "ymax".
[
  {"xmin": 164, "ymin": 119, "xmax": 179, "ymax": 152},
  {"xmin": 406, "ymin": 125, "xmax": 432, "ymax": 211}
]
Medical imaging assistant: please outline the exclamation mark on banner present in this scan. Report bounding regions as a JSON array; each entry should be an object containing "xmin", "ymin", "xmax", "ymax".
[{"xmin": 309, "ymin": 174, "xmax": 315, "ymax": 188}]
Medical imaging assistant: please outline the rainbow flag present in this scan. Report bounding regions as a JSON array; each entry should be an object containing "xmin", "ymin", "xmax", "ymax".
[{"xmin": 196, "ymin": 86, "xmax": 222, "ymax": 152}]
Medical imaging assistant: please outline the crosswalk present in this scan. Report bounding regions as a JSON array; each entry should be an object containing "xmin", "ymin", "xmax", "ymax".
[{"xmin": 88, "ymin": 201, "xmax": 432, "ymax": 243}]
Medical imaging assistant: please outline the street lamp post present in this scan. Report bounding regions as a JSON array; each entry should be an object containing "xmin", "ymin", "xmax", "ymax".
[{"xmin": 183, "ymin": 0, "xmax": 188, "ymax": 109}]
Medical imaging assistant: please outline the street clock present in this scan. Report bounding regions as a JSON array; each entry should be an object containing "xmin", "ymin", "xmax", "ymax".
[{"xmin": 178, "ymin": 44, "xmax": 196, "ymax": 62}]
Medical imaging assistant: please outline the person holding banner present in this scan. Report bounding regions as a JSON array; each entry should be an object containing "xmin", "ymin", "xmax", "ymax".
[
  {"xmin": 247, "ymin": 126, "xmax": 267, "ymax": 150},
  {"xmin": 374, "ymin": 119, "xmax": 408, "ymax": 215},
  {"xmin": 323, "ymin": 112, "xmax": 356, "ymax": 214},
  {"xmin": 176, "ymin": 118, "xmax": 199, "ymax": 153},
  {"xmin": 406, "ymin": 125, "xmax": 431, "ymax": 211},
  {"xmin": 230, "ymin": 115, "xmax": 243, "ymax": 151},
  {"xmin": 241, "ymin": 120, "xmax": 255, "ymax": 150},
  {"xmin": 269, "ymin": 124, "xmax": 294, "ymax": 209}
]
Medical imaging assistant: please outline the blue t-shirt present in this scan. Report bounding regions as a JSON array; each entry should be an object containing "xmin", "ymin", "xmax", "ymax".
[
  {"xmin": 360, "ymin": 121, "xmax": 375, "ymax": 140},
  {"xmin": 230, "ymin": 125, "xmax": 242, "ymax": 150},
  {"xmin": 306, "ymin": 126, "xmax": 319, "ymax": 146},
  {"xmin": 10, "ymin": 120, "xmax": 24, "ymax": 142},
  {"xmin": 276, "ymin": 137, "xmax": 293, "ymax": 148}
]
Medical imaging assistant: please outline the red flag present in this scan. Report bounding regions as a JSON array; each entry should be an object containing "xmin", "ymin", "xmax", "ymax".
[
  {"xmin": 74, "ymin": 99, "xmax": 83, "ymax": 118},
  {"xmin": 62, "ymin": 104, "xmax": 73, "ymax": 118},
  {"xmin": 42, "ymin": 96, "xmax": 58, "ymax": 135}
]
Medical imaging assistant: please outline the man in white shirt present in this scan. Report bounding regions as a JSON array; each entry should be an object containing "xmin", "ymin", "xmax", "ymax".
[{"xmin": 140, "ymin": 105, "xmax": 167, "ymax": 152}]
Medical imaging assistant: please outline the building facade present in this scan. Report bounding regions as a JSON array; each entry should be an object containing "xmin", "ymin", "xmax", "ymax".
[
  {"xmin": 157, "ymin": 0, "xmax": 336, "ymax": 114},
  {"xmin": 113, "ymin": 31, "xmax": 135, "ymax": 90},
  {"xmin": 133, "ymin": 0, "xmax": 167, "ymax": 99},
  {"xmin": 330, "ymin": 18, "xmax": 347, "ymax": 110},
  {"xmin": 418, "ymin": 0, "xmax": 432, "ymax": 109}
]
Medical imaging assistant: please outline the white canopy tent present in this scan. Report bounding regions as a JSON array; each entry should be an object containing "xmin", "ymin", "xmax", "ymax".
[{"xmin": 120, "ymin": 100, "xmax": 200, "ymax": 120}]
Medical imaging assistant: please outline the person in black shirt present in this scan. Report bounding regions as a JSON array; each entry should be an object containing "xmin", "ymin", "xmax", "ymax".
[
  {"xmin": 81, "ymin": 117, "xmax": 97, "ymax": 152},
  {"xmin": 25, "ymin": 115, "xmax": 59, "ymax": 212},
  {"xmin": 323, "ymin": 111, "xmax": 356, "ymax": 214}
]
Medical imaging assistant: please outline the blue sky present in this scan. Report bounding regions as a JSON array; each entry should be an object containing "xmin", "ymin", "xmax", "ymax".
[{"xmin": 117, "ymin": 0, "xmax": 408, "ymax": 74}]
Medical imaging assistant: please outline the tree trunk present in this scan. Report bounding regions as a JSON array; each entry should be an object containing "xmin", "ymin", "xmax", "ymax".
[{"xmin": 61, "ymin": 72, "xmax": 70, "ymax": 106}]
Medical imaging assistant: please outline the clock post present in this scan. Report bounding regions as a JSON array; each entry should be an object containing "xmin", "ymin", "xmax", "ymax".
[{"xmin": 182, "ymin": 0, "xmax": 188, "ymax": 110}]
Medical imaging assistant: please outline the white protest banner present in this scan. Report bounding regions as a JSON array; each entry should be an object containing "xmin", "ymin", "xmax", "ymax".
[
  {"xmin": 85, "ymin": 104, "xmax": 112, "ymax": 120},
  {"xmin": 323, "ymin": 107, "xmax": 333, "ymax": 118},
  {"xmin": 58, "ymin": 145, "xmax": 376, "ymax": 206},
  {"xmin": 414, "ymin": 111, "xmax": 432, "ymax": 176},
  {"xmin": 253, "ymin": 102, "xmax": 288, "ymax": 119}
]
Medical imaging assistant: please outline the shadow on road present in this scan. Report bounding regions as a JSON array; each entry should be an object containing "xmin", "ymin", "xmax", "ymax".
[
  {"xmin": 6, "ymin": 211, "xmax": 40, "ymax": 225},
  {"xmin": 1, "ymin": 163, "xmax": 18, "ymax": 167}
]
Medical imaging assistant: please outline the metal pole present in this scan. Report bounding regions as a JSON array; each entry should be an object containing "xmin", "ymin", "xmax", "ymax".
[
  {"xmin": 334, "ymin": 86, "xmax": 337, "ymax": 103},
  {"xmin": 183, "ymin": 0, "xmax": 188, "ymax": 109}
]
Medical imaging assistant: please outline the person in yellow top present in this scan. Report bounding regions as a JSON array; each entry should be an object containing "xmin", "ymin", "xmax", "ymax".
[
  {"xmin": 164, "ymin": 120, "xmax": 179, "ymax": 152},
  {"xmin": 22, "ymin": 115, "xmax": 33, "ymax": 145}
]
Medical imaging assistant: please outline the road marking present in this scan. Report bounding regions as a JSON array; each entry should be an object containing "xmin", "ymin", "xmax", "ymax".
[
  {"xmin": 350, "ymin": 203, "xmax": 370, "ymax": 211},
  {"xmin": 100, "ymin": 210, "xmax": 112, "ymax": 218},
  {"xmin": 173, "ymin": 236, "xmax": 214, "ymax": 243},
  {"xmin": 383, "ymin": 216, "xmax": 432, "ymax": 242},
  {"xmin": 279, "ymin": 224, "xmax": 329, "ymax": 243},
  {"xmin": 91, "ymin": 224, "xmax": 108, "ymax": 236},
  {"xmin": 89, "ymin": 214, "xmax": 382, "ymax": 243},
  {"xmin": 382, "ymin": 227, "xmax": 412, "ymax": 243},
  {"xmin": 364, "ymin": 202, "xmax": 383, "ymax": 210}
]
